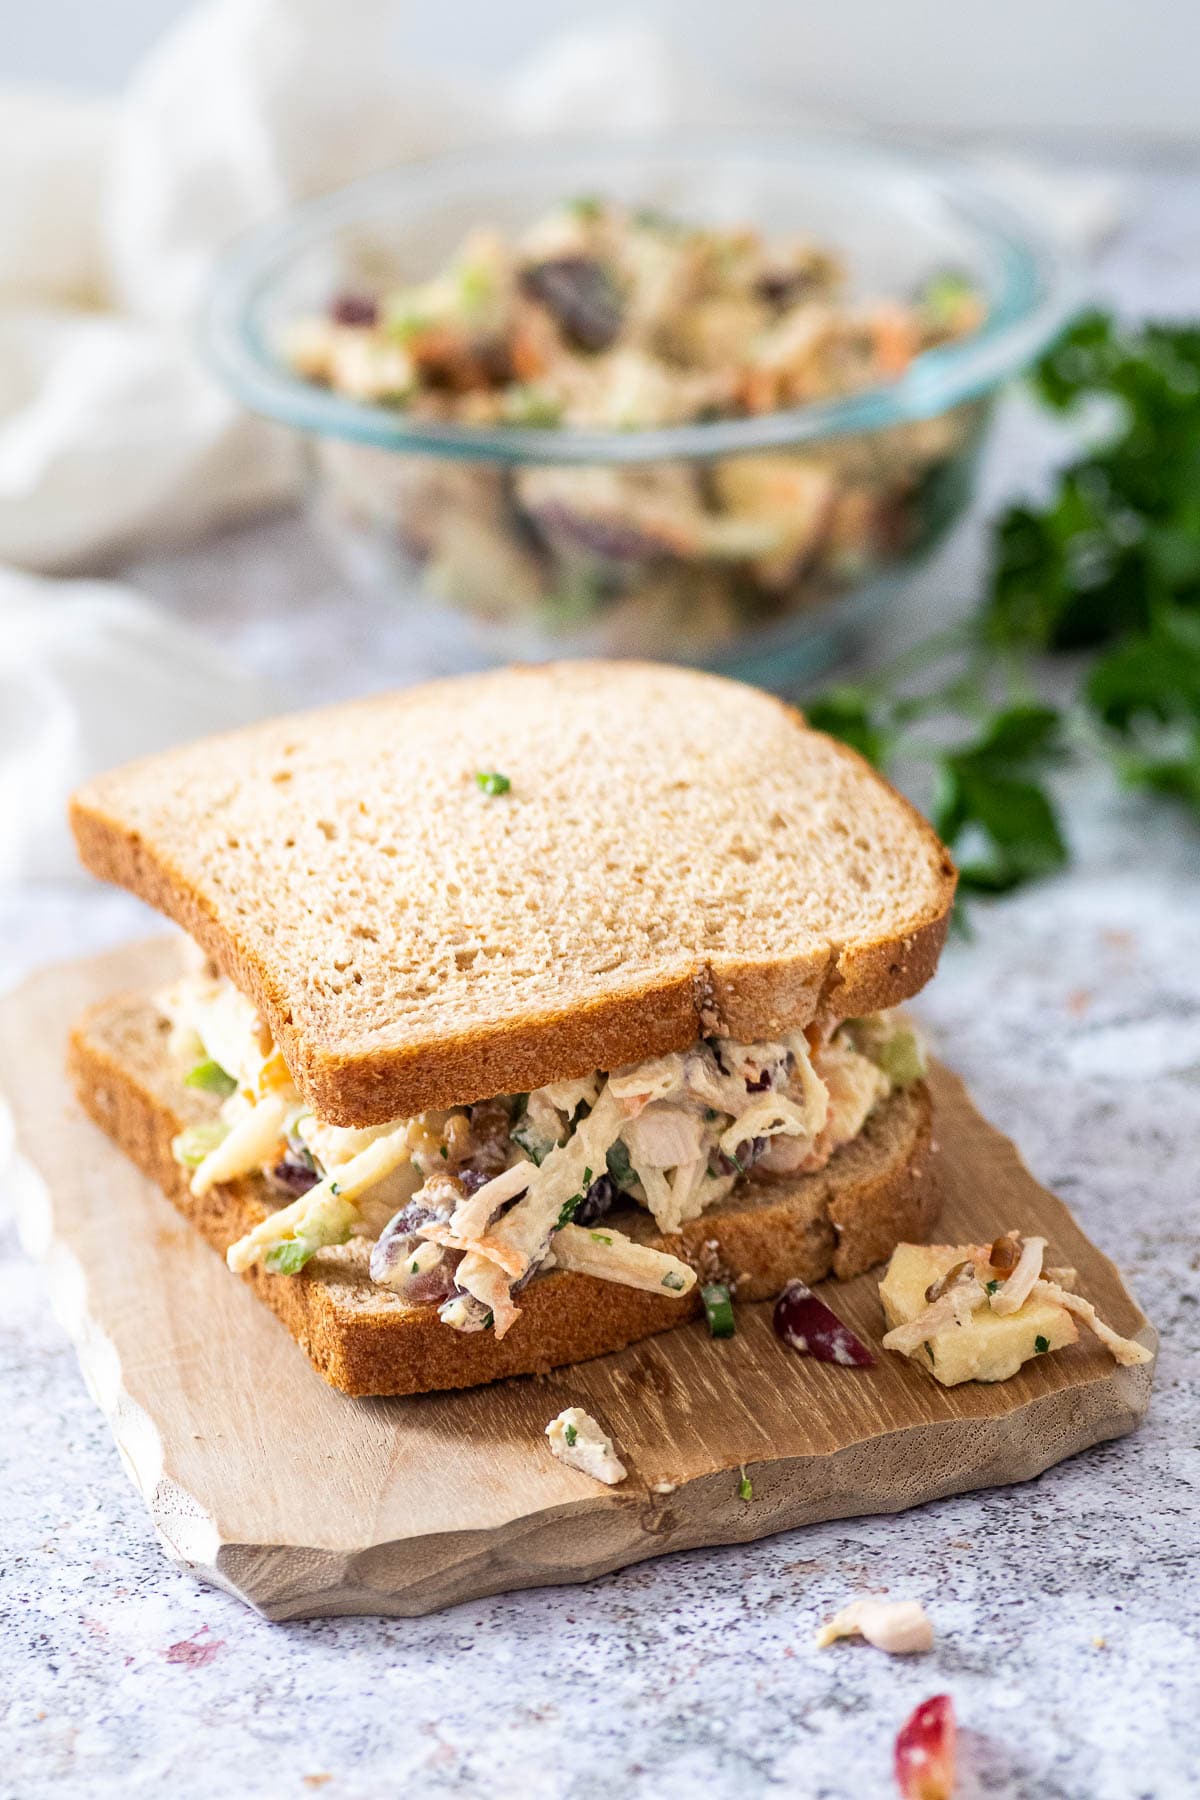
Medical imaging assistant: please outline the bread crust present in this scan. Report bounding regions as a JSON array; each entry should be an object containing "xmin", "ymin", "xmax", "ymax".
[
  {"xmin": 67, "ymin": 989, "xmax": 940, "ymax": 1398},
  {"xmin": 69, "ymin": 664, "xmax": 956, "ymax": 1126}
]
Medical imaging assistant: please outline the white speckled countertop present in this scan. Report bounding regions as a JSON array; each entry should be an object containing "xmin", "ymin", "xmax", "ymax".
[{"xmin": 2, "ymin": 166, "xmax": 1199, "ymax": 1799}]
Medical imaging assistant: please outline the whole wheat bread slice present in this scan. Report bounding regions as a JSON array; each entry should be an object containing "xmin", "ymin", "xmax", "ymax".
[
  {"xmin": 69, "ymin": 990, "xmax": 939, "ymax": 1397},
  {"xmin": 70, "ymin": 662, "xmax": 956, "ymax": 1127}
]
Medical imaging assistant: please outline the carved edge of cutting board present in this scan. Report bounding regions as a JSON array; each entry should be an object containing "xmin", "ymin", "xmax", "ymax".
[
  {"xmin": 2, "ymin": 1024, "xmax": 1155, "ymax": 1623},
  {"xmin": 210, "ymin": 1375, "xmax": 1152, "ymax": 1621}
]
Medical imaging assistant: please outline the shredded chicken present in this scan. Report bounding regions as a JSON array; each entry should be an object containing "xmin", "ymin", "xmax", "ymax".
[
  {"xmin": 990, "ymin": 1235, "xmax": 1046, "ymax": 1314},
  {"xmin": 881, "ymin": 1274, "xmax": 988, "ymax": 1355},
  {"xmin": 550, "ymin": 1224, "xmax": 697, "ymax": 1295},
  {"xmin": 1032, "ymin": 1280, "xmax": 1153, "ymax": 1368}
]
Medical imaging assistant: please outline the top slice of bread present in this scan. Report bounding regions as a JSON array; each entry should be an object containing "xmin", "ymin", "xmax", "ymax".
[{"xmin": 70, "ymin": 661, "xmax": 956, "ymax": 1125}]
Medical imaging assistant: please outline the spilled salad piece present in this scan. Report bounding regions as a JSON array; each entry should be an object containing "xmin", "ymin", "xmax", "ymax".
[
  {"xmin": 879, "ymin": 1232, "xmax": 1153, "ymax": 1386},
  {"xmin": 282, "ymin": 198, "xmax": 986, "ymax": 656},
  {"xmin": 545, "ymin": 1407, "xmax": 627, "ymax": 1486},
  {"xmin": 162, "ymin": 966, "xmax": 924, "ymax": 1342}
]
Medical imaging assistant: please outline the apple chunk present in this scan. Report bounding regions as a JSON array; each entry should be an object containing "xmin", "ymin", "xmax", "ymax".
[{"xmin": 879, "ymin": 1242, "xmax": 1077, "ymax": 1387}]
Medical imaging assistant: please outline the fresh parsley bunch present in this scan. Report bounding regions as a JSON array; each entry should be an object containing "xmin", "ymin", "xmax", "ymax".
[{"xmin": 807, "ymin": 311, "xmax": 1200, "ymax": 893}]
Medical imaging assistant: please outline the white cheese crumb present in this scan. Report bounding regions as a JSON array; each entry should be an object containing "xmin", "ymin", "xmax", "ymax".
[
  {"xmin": 651, "ymin": 1480, "xmax": 677, "ymax": 1495},
  {"xmin": 814, "ymin": 1598, "xmax": 934, "ymax": 1654},
  {"xmin": 545, "ymin": 1408, "xmax": 627, "ymax": 1486}
]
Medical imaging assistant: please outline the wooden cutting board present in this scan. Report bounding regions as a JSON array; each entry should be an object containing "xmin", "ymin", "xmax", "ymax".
[{"xmin": 0, "ymin": 940, "xmax": 1155, "ymax": 1622}]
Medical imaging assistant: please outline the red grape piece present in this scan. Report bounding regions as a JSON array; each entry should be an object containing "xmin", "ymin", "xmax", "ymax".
[
  {"xmin": 895, "ymin": 1694, "xmax": 957, "ymax": 1800},
  {"xmin": 772, "ymin": 1279, "xmax": 875, "ymax": 1366}
]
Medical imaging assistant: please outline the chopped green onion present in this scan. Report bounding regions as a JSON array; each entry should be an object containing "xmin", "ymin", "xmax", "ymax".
[
  {"xmin": 564, "ymin": 1423, "xmax": 578, "ymax": 1447},
  {"xmin": 737, "ymin": 1467, "xmax": 753, "ymax": 1502},
  {"xmin": 556, "ymin": 1193, "xmax": 582, "ymax": 1229},
  {"xmin": 701, "ymin": 1281, "xmax": 735, "ymax": 1339},
  {"xmin": 265, "ymin": 1239, "xmax": 315, "ymax": 1275},
  {"xmin": 986, "ymin": 1279, "xmax": 1001, "ymax": 1296},
  {"xmin": 1035, "ymin": 1334, "xmax": 1050, "ymax": 1354},
  {"xmin": 482, "ymin": 1310, "xmax": 495, "ymax": 1330},
  {"xmin": 183, "ymin": 1058, "xmax": 236, "ymax": 1098},
  {"xmin": 590, "ymin": 1232, "xmax": 613, "ymax": 1246},
  {"xmin": 475, "ymin": 771, "xmax": 511, "ymax": 797}
]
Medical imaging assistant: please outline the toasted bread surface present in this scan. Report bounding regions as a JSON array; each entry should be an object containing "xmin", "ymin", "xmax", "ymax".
[
  {"xmin": 68, "ymin": 989, "xmax": 939, "ymax": 1397},
  {"xmin": 70, "ymin": 662, "xmax": 955, "ymax": 1125}
]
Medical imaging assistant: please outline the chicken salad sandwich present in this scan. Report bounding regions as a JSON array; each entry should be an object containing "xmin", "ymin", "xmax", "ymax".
[{"xmin": 68, "ymin": 661, "xmax": 955, "ymax": 1395}]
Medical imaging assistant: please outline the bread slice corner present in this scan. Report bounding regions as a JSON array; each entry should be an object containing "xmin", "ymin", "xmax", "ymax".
[{"xmin": 68, "ymin": 986, "xmax": 940, "ymax": 1397}]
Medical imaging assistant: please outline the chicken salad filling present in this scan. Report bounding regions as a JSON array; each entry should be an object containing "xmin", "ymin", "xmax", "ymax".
[
  {"xmin": 283, "ymin": 197, "xmax": 983, "ymax": 432},
  {"xmin": 162, "ymin": 971, "xmax": 925, "ymax": 1339},
  {"xmin": 283, "ymin": 197, "xmax": 986, "ymax": 657}
]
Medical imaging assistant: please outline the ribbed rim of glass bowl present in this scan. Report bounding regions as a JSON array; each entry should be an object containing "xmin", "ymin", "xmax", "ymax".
[{"xmin": 202, "ymin": 133, "xmax": 1078, "ymax": 468}]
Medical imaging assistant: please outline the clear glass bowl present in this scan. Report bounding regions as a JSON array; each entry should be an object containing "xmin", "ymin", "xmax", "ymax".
[{"xmin": 204, "ymin": 136, "xmax": 1074, "ymax": 688}]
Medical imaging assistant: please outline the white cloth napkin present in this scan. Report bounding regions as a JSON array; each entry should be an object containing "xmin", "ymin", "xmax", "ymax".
[
  {"xmin": 0, "ymin": 7, "xmax": 735, "ymax": 576},
  {"xmin": 0, "ymin": 1, "xmax": 1118, "ymax": 882},
  {"xmin": 0, "ymin": 568, "xmax": 279, "ymax": 882}
]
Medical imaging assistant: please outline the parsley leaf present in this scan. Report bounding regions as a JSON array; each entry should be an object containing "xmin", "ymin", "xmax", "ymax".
[
  {"xmin": 556, "ymin": 1194, "xmax": 582, "ymax": 1229},
  {"xmin": 804, "ymin": 686, "xmax": 891, "ymax": 767},
  {"xmin": 806, "ymin": 312, "xmax": 1200, "ymax": 897}
]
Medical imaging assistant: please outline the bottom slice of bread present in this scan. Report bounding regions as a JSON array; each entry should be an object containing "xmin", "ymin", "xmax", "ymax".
[{"xmin": 69, "ymin": 992, "xmax": 940, "ymax": 1397}]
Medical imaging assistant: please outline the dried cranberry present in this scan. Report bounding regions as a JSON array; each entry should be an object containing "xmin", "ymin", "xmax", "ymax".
[
  {"xmin": 519, "ymin": 256, "xmax": 623, "ymax": 353},
  {"xmin": 773, "ymin": 1279, "xmax": 875, "ymax": 1367},
  {"xmin": 266, "ymin": 1154, "xmax": 320, "ymax": 1197},
  {"xmin": 895, "ymin": 1695, "xmax": 956, "ymax": 1800},
  {"xmin": 329, "ymin": 292, "xmax": 378, "ymax": 327},
  {"xmin": 457, "ymin": 1168, "xmax": 492, "ymax": 1196},
  {"xmin": 573, "ymin": 1172, "xmax": 615, "ymax": 1227}
]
